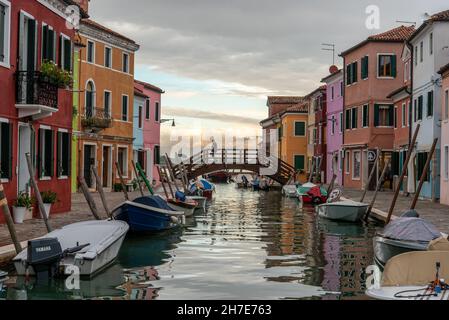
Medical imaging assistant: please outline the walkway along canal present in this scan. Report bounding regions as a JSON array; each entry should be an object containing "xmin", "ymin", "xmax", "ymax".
[{"xmin": 1, "ymin": 184, "xmax": 380, "ymax": 300}]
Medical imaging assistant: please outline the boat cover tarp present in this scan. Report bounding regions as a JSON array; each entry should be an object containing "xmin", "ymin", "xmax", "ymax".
[
  {"xmin": 382, "ymin": 251, "xmax": 449, "ymax": 286},
  {"xmin": 380, "ymin": 218, "xmax": 441, "ymax": 242},
  {"xmin": 189, "ymin": 179, "xmax": 214, "ymax": 192},
  {"xmin": 134, "ymin": 196, "xmax": 175, "ymax": 211}
]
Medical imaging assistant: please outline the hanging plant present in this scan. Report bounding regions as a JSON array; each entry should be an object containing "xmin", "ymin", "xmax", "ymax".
[{"xmin": 40, "ymin": 61, "xmax": 73, "ymax": 88}]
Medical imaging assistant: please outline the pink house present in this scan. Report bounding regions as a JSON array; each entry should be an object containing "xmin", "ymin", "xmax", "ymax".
[{"xmin": 134, "ymin": 80, "xmax": 165, "ymax": 183}]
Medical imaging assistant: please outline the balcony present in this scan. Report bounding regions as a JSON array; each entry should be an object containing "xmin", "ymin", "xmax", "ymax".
[
  {"xmin": 15, "ymin": 71, "xmax": 59, "ymax": 120},
  {"xmin": 81, "ymin": 108, "xmax": 113, "ymax": 132}
]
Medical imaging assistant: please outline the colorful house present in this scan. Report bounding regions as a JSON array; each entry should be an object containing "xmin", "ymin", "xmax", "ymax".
[
  {"xmin": 408, "ymin": 10, "xmax": 449, "ymax": 201},
  {"xmin": 134, "ymin": 80, "xmax": 164, "ymax": 184},
  {"xmin": 308, "ymin": 86, "xmax": 327, "ymax": 183},
  {"xmin": 133, "ymin": 86, "xmax": 147, "ymax": 173},
  {"xmin": 0, "ymin": 0, "xmax": 87, "ymax": 223},
  {"xmin": 321, "ymin": 67, "xmax": 344, "ymax": 186},
  {"xmin": 340, "ymin": 25, "xmax": 415, "ymax": 190},
  {"xmin": 76, "ymin": 19, "xmax": 139, "ymax": 191},
  {"xmin": 439, "ymin": 62, "xmax": 449, "ymax": 205}
]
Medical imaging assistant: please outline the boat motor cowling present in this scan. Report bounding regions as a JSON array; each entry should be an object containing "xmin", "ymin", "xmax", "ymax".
[{"xmin": 27, "ymin": 238, "xmax": 63, "ymax": 279}]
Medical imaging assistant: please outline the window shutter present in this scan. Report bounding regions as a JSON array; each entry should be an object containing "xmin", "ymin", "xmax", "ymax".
[
  {"xmin": 38, "ymin": 129, "xmax": 43, "ymax": 177},
  {"xmin": 427, "ymin": 91, "xmax": 433, "ymax": 117},
  {"xmin": 42, "ymin": 25, "xmax": 48, "ymax": 61},
  {"xmin": 361, "ymin": 56, "xmax": 369, "ymax": 79},
  {"xmin": 64, "ymin": 39, "xmax": 72, "ymax": 71},
  {"xmin": 345, "ymin": 109, "xmax": 350, "ymax": 129},
  {"xmin": 391, "ymin": 55, "xmax": 397, "ymax": 78},
  {"xmin": 0, "ymin": 6, "xmax": 5, "ymax": 62},
  {"xmin": 374, "ymin": 104, "xmax": 380, "ymax": 127},
  {"xmin": 67, "ymin": 133, "xmax": 71, "ymax": 177},
  {"xmin": 50, "ymin": 130, "xmax": 54, "ymax": 177},
  {"xmin": 352, "ymin": 62, "xmax": 358, "ymax": 83},
  {"xmin": 346, "ymin": 64, "xmax": 351, "ymax": 85},
  {"xmin": 7, "ymin": 123, "xmax": 12, "ymax": 179},
  {"xmin": 59, "ymin": 35, "xmax": 63, "ymax": 67},
  {"xmin": 389, "ymin": 105, "xmax": 394, "ymax": 127}
]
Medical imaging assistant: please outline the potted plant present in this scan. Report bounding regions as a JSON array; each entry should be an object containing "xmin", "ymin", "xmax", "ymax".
[
  {"xmin": 13, "ymin": 192, "xmax": 34, "ymax": 224},
  {"xmin": 40, "ymin": 190, "xmax": 58, "ymax": 219},
  {"xmin": 40, "ymin": 60, "xmax": 73, "ymax": 88}
]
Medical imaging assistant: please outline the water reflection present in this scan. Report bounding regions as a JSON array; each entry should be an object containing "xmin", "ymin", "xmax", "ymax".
[{"xmin": 1, "ymin": 184, "xmax": 378, "ymax": 300}]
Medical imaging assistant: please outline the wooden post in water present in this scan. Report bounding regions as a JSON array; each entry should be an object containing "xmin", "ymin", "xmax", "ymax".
[
  {"xmin": 78, "ymin": 176, "xmax": 102, "ymax": 220},
  {"xmin": 115, "ymin": 162, "xmax": 129, "ymax": 201},
  {"xmin": 131, "ymin": 160, "xmax": 144, "ymax": 197},
  {"xmin": 410, "ymin": 138, "xmax": 438, "ymax": 210},
  {"xmin": 0, "ymin": 182, "xmax": 22, "ymax": 254},
  {"xmin": 386, "ymin": 124, "xmax": 420, "ymax": 224},
  {"xmin": 91, "ymin": 166, "xmax": 111, "ymax": 218},
  {"xmin": 156, "ymin": 166, "xmax": 170, "ymax": 199},
  {"xmin": 163, "ymin": 167, "xmax": 175, "ymax": 198},
  {"xmin": 365, "ymin": 159, "xmax": 391, "ymax": 220},
  {"xmin": 25, "ymin": 153, "xmax": 52, "ymax": 233},
  {"xmin": 360, "ymin": 148, "xmax": 381, "ymax": 202},
  {"xmin": 326, "ymin": 174, "xmax": 337, "ymax": 195}
]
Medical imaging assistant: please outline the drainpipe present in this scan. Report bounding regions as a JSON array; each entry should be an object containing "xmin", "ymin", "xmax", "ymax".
[{"xmin": 406, "ymin": 41, "xmax": 414, "ymax": 196}]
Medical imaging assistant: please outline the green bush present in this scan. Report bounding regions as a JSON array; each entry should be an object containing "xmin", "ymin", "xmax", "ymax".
[
  {"xmin": 40, "ymin": 61, "xmax": 73, "ymax": 88},
  {"xmin": 13, "ymin": 192, "xmax": 34, "ymax": 209},
  {"xmin": 41, "ymin": 190, "xmax": 58, "ymax": 204},
  {"xmin": 113, "ymin": 183, "xmax": 123, "ymax": 192}
]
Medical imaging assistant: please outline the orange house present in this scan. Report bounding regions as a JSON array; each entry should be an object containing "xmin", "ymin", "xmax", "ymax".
[{"xmin": 76, "ymin": 19, "xmax": 139, "ymax": 190}]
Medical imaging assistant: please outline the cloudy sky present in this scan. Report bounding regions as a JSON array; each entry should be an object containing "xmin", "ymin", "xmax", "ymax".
[{"xmin": 89, "ymin": 0, "xmax": 447, "ymax": 151}]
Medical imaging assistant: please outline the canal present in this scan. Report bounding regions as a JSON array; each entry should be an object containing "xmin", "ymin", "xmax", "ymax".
[{"xmin": 0, "ymin": 184, "xmax": 380, "ymax": 300}]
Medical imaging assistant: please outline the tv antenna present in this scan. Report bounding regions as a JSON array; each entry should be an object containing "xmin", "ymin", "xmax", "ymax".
[
  {"xmin": 396, "ymin": 20, "xmax": 416, "ymax": 26},
  {"xmin": 322, "ymin": 43, "xmax": 336, "ymax": 65}
]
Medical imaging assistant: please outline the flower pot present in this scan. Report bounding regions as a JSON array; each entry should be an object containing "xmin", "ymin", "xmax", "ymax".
[
  {"xmin": 42, "ymin": 203, "xmax": 52, "ymax": 219},
  {"xmin": 13, "ymin": 207, "xmax": 29, "ymax": 224}
]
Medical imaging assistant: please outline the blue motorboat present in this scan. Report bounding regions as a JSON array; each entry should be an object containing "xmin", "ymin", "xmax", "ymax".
[{"xmin": 111, "ymin": 196, "xmax": 185, "ymax": 233}]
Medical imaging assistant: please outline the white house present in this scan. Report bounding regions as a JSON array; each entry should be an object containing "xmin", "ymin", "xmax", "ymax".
[{"xmin": 408, "ymin": 10, "xmax": 449, "ymax": 201}]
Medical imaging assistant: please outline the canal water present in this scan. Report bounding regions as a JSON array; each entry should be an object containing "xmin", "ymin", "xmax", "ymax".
[{"xmin": 0, "ymin": 184, "xmax": 379, "ymax": 300}]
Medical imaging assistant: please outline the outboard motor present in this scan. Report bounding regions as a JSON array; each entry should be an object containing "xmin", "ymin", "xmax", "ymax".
[{"xmin": 27, "ymin": 238, "xmax": 63, "ymax": 280}]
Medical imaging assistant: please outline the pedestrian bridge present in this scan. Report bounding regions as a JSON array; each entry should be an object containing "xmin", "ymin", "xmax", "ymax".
[{"xmin": 167, "ymin": 149, "xmax": 296, "ymax": 185}]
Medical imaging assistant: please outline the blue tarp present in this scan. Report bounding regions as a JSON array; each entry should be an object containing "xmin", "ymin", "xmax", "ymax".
[{"xmin": 133, "ymin": 196, "xmax": 175, "ymax": 211}]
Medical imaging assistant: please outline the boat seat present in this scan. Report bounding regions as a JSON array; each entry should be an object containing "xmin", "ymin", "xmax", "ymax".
[
  {"xmin": 382, "ymin": 251, "xmax": 449, "ymax": 286},
  {"xmin": 428, "ymin": 237, "xmax": 449, "ymax": 251}
]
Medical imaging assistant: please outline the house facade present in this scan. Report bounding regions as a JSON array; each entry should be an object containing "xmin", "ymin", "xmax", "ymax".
[
  {"xmin": 76, "ymin": 19, "xmax": 139, "ymax": 191},
  {"xmin": 134, "ymin": 80, "xmax": 164, "ymax": 184},
  {"xmin": 439, "ymin": 62, "xmax": 449, "ymax": 205},
  {"xmin": 408, "ymin": 10, "xmax": 449, "ymax": 201},
  {"xmin": 310, "ymin": 86, "xmax": 327, "ymax": 183},
  {"xmin": 133, "ymin": 86, "xmax": 146, "ymax": 175},
  {"xmin": 322, "ymin": 67, "xmax": 344, "ymax": 186},
  {"xmin": 340, "ymin": 25, "xmax": 414, "ymax": 190},
  {"xmin": 0, "ymin": 0, "xmax": 87, "ymax": 223}
]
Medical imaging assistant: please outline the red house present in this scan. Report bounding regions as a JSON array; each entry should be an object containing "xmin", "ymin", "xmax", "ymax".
[{"xmin": 0, "ymin": 0, "xmax": 87, "ymax": 223}]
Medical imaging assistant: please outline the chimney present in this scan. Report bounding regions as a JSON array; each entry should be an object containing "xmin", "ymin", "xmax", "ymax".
[
  {"xmin": 73, "ymin": 0, "xmax": 89, "ymax": 14},
  {"xmin": 329, "ymin": 65, "xmax": 339, "ymax": 74}
]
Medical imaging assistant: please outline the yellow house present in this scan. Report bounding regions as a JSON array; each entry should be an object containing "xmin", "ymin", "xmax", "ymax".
[{"xmin": 279, "ymin": 103, "xmax": 309, "ymax": 183}]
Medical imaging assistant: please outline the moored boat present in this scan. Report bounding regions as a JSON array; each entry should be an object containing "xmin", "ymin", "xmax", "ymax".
[
  {"xmin": 13, "ymin": 220, "xmax": 129, "ymax": 278},
  {"xmin": 316, "ymin": 200, "xmax": 369, "ymax": 222},
  {"xmin": 282, "ymin": 184, "xmax": 299, "ymax": 198},
  {"xmin": 186, "ymin": 196, "xmax": 207, "ymax": 211},
  {"xmin": 167, "ymin": 199, "xmax": 197, "ymax": 217},
  {"xmin": 112, "ymin": 196, "xmax": 184, "ymax": 233},
  {"xmin": 297, "ymin": 183, "xmax": 328, "ymax": 205},
  {"xmin": 189, "ymin": 179, "xmax": 215, "ymax": 200}
]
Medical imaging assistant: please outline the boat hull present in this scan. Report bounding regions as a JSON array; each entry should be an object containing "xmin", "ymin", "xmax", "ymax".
[
  {"xmin": 366, "ymin": 286, "xmax": 449, "ymax": 300},
  {"xmin": 168, "ymin": 202, "xmax": 196, "ymax": 217},
  {"xmin": 186, "ymin": 196, "xmax": 207, "ymax": 211},
  {"xmin": 317, "ymin": 202, "xmax": 368, "ymax": 222},
  {"xmin": 373, "ymin": 236, "xmax": 428, "ymax": 269}
]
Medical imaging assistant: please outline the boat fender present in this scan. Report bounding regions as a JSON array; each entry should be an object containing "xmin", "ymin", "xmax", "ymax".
[{"xmin": 171, "ymin": 216, "xmax": 179, "ymax": 224}]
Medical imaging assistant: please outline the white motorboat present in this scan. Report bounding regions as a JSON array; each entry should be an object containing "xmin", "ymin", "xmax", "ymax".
[
  {"xmin": 186, "ymin": 196, "xmax": 207, "ymax": 211},
  {"xmin": 366, "ymin": 242, "xmax": 449, "ymax": 300},
  {"xmin": 282, "ymin": 185, "xmax": 298, "ymax": 198},
  {"xmin": 316, "ymin": 200, "xmax": 369, "ymax": 222},
  {"xmin": 167, "ymin": 200, "xmax": 196, "ymax": 217},
  {"xmin": 13, "ymin": 220, "xmax": 129, "ymax": 278}
]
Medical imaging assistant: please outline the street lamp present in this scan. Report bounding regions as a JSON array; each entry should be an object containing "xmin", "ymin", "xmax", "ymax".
[{"xmin": 161, "ymin": 118, "xmax": 176, "ymax": 127}]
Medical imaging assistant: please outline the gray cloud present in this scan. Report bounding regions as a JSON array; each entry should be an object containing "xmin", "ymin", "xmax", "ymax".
[{"xmin": 90, "ymin": 0, "xmax": 447, "ymax": 95}]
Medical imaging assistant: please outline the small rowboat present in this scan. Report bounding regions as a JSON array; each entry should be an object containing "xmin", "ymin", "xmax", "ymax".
[
  {"xmin": 186, "ymin": 196, "xmax": 207, "ymax": 211},
  {"xmin": 316, "ymin": 200, "xmax": 369, "ymax": 222},
  {"xmin": 167, "ymin": 198, "xmax": 197, "ymax": 217}
]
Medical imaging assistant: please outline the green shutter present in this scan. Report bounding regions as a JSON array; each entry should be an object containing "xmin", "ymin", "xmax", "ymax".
[
  {"xmin": 389, "ymin": 105, "xmax": 394, "ymax": 127},
  {"xmin": 295, "ymin": 155, "xmax": 305, "ymax": 170},
  {"xmin": 391, "ymin": 55, "xmax": 397, "ymax": 78},
  {"xmin": 352, "ymin": 62, "xmax": 358, "ymax": 83},
  {"xmin": 361, "ymin": 56, "xmax": 369, "ymax": 79},
  {"xmin": 346, "ymin": 64, "xmax": 351, "ymax": 85},
  {"xmin": 427, "ymin": 91, "xmax": 434, "ymax": 117},
  {"xmin": 42, "ymin": 25, "xmax": 48, "ymax": 61},
  {"xmin": 345, "ymin": 109, "xmax": 351, "ymax": 129},
  {"xmin": 295, "ymin": 122, "xmax": 305, "ymax": 136},
  {"xmin": 374, "ymin": 104, "xmax": 380, "ymax": 127}
]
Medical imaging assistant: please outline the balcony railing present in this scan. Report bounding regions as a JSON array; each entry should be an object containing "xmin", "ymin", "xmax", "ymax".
[
  {"xmin": 81, "ymin": 108, "xmax": 113, "ymax": 130},
  {"xmin": 15, "ymin": 71, "xmax": 59, "ymax": 109}
]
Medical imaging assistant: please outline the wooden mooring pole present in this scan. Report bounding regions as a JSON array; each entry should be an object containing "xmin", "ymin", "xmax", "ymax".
[
  {"xmin": 25, "ymin": 153, "xmax": 52, "ymax": 233},
  {"xmin": 410, "ymin": 138, "xmax": 438, "ymax": 210},
  {"xmin": 131, "ymin": 160, "xmax": 145, "ymax": 197},
  {"xmin": 156, "ymin": 166, "xmax": 170, "ymax": 199},
  {"xmin": 326, "ymin": 174, "xmax": 337, "ymax": 195},
  {"xmin": 78, "ymin": 176, "xmax": 102, "ymax": 220},
  {"xmin": 360, "ymin": 148, "xmax": 381, "ymax": 203},
  {"xmin": 115, "ymin": 162, "xmax": 129, "ymax": 201},
  {"xmin": 386, "ymin": 124, "xmax": 420, "ymax": 224},
  {"xmin": 365, "ymin": 159, "xmax": 390, "ymax": 221},
  {"xmin": 91, "ymin": 166, "xmax": 111, "ymax": 218},
  {"xmin": 0, "ymin": 182, "xmax": 22, "ymax": 254}
]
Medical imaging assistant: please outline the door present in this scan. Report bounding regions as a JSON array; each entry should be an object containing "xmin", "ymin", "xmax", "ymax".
[
  {"xmin": 18, "ymin": 13, "xmax": 37, "ymax": 103},
  {"xmin": 83, "ymin": 145, "xmax": 95, "ymax": 188},
  {"xmin": 146, "ymin": 149, "xmax": 153, "ymax": 183},
  {"xmin": 102, "ymin": 146, "xmax": 111, "ymax": 188},
  {"xmin": 18, "ymin": 125, "xmax": 32, "ymax": 194}
]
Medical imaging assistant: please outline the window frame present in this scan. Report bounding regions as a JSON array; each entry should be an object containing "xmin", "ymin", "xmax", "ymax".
[
  {"xmin": 38, "ymin": 126, "xmax": 54, "ymax": 180},
  {"xmin": 104, "ymin": 45, "xmax": 112, "ymax": 68},
  {"xmin": 294, "ymin": 121, "xmax": 306, "ymax": 137},
  {"xmin": 59, "ymin": 33, "xmax": 72, "ymax": 72},
  {"xmin": 122, "ymin": 52, "xmax": 129, "ymax": 73},
  {"xmin": 420, "ymin": 41, "xmax": 424, "ymax": 63},
  {"xmin": 121, "ymin": 94, "xmax": 129, "ymax": 122},
  {"xmin": 0, "ymin": 0, "xmax": 11, "ymax": 69},
  {"xmin": 362, "ymin": 104, "xmax": 369, "ymax": 128},
  {"xmin": 330, "ymin": 116, "xmax": 335, "ymax": 136},
  {"xmin": 116, "ymin": 146, "xmax": 129, "ymax": 178},
  {"xmin": 339, "ymin": 112, "xmax": 343, "ymax": 133},
  {"xmin": 87, "ymin": 39, "xmax": 95, "ymax": 64},
  {"xmin": 377, "ymin": 53, "xmax": 395, "ymax": 78},
  {"xmin": 41, "ymin": 22, "xmax": 56, "ymax": 63},
  {"xmin": 155, "ymin": 101, "xmax": 160, "ymax": 122},
  {"xmin": 352, "ymin": 150, "xmax": 361, "ymax": 181},
  {"xmin": 56, "ymin": 129, "xmax": 70, "ymax": 179},
  {"xmin": 104, "ymin": 90, "xmax": 112, "ymax": 117},
  {"xmin": 430, "ymin": 33, "xmax": 433, "ymax": 56},
  {"xmin": 427, "ymin": 90, "xmax": 434, "ymax": 118},
  {"xmin": 145, "ymin": 98, "xmax": 150, "ymax": 120},
  {"xmin": 293, "ymin": 154, "xmax": 305, "ymax": 171},
  {"xmin": 402, "ymin": 103, "xmax": 407, "ymax": 127},
  {"xmin": 138, "ymin": 105, "xmax": 143, "ymax": 129}
]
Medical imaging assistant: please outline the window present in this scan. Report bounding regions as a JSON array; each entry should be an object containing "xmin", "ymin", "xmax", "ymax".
[
  {"xmin": 345, "ymin": 109, "xmax": 351, "ymax": 130},
  {"xmin": 85, "ymin": 81, "xmax": 95, "ymax": 117},
  {"xmin": 362, "ymin": 104, "xmax": 369, "ymax": 127},
  {"xmin": 420, "ymin": 41, "xmax": 423, "ymax": 62},
  {"xmin": 331, "ymin": 86, "xmax": 334, "ymax": 100},
  {"xmin": 294, "ymin": 121, "xmax": 306, "ymax": 136},
  {"xmin": 0, "ymin": 0, "xmax": 11, "ymax": 68},
  {"xmin": 38, "ymin": 127, "xmax": 54, "ymax": 178},
  {"xmin": 378, "ymin": 54, "xmax": 396, "ymax": 77},
  {"xmin": 339, "ymin": 112, "xmax": 343, "ymax": 133},
  {"xmin": 0, "ymin": 121, "xmax": 12, "ymax": 180},
  {"xmin": 374, "ymin": 104, "xmax": 394, "ymax": 127},
  {"xmin": 352, "ymin": 151, "xmax": 361, "ymax": 180},
  {"xmin": 345, "ymin": 151, "xmax": 350, "ymax": 174},
  {"xmin": 414, "ymin": 46, "xmax": 418, "ymax": 66},
  {"xmin": 361, "ymin": 56, "xmax": 369, "ymax": 79},
  {"xmin": 87, "ymin": 40, "xmax": 94, "ymax": 63},
  {"xmin": 394, "ymin": 106, "xmax": 398, "ymax": 128},
  {"xmin": 104, "ymin": 46, "xmax": 112, "ymax": 68},
  {"xmin": 331, "ymin": 116, "xmax": 335, "ymax": 135},
  {"xmin": 340, "ymin": 81, "xmax": 343, "ymax": 96},
  {"xmin": 278, "ymin": 126, "xmax": 283, "ymax": 140},
  {"xmin": 117, "ymin": 147, "xmax": 128, "ymax": 177},
  {"xmin": 414, "ymin": 99, "xmax": 417, "ymax": 122},
  {"xmin": 59, "ymin": 35, "xmax": 72, "ymax": 71},
  {"xmin": 417, "ymin": 95, "xmax": 423, "ymax": 121},
  {"xmin": 104, "ymin": 91, "xmax": 111, "ymax": 117},
  {"xmin": 145, "ymin": 99, "xmax": 150, "ymax": 120},
  {"xmin": 427, "ymin": 91, "xmax": 433, "ymax": 117},
  {"xmin": 57, "ymin": 131, "xmax": 70, "ymax": 177},
  {"xmin": 445, "ymin": 146, "xmax": 449, "ymax": 180},
  {"xmin": 346, "ymin": 61, "xmax": 358, "ymax": 85},
  {"xmin": 313, "ymin": 128, "xmax": 317, "ymax": 144},
  {"xmin": 154, "ymin": 145, "xmax": 161, "ymax": 165},
  {"xmin": 138, "ymin": 106, "xmax": 143, "ymax": 129},
  {"xmin": 122, "ymin": 53, "xmax": 129, "ymax": 73},
  {"xmin": 402, "ymin": 103, "xmax": 407, "ymax": 127},
  {"xmin": 430, "ymin": 33, "xmax": 433, "ymax": 55},
  {"xmin": 42, "ymin": 24, "xmax": 56, "ymax": 62},
  {"xmin": 122, "ymin": 95, "xmax": 129, "ymax": 121},
  {"xmin": 294, "ymin": 155, "xmax": 305, "ymax": 171},
  {"xmin": 155, "ymin": 102, "xmax": 160, "ymax": 122},
  {"xmin": 445, "ymin": 90, "xmax": 449, "ymax": 120},
  {"xmin": 416, "ymin": 152, "xmax": 429, "ymax": 182},
  {"xmin": 351, "ymin": 107, "xmax": 358, "ymax": 129}
]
